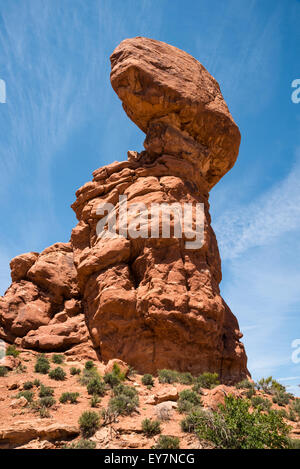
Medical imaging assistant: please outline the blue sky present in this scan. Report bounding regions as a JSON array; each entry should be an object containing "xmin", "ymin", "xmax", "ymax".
[{"xmin": 0, "ymin": 0, "xmax": 299, "ymax": 394}]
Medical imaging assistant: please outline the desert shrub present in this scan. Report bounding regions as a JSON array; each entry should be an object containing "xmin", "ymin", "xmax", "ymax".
[
  {"xmin": 6, "ymin": 345, "xmax": 20, "ymax": 358},
  {"xmin": 178, "ymin": 372, "xmax": 194, "ymax": 385},
  {"xmin": 103, "ymin": 372, "xmax": 121, "ymax": 388},
  {"xmin": 158, "ymin": 369, "xmax": 178, "ymax": 384},
  {"xmin": 0, "ymin": 366, "xmax": 8, "ymax": 377},
  {"xmin": 79, "ymin": 367, "xmax": 100, "ymax": 386},
  {"xmin": 142, "ymin": 374, "xmax": 154, "ymax": 387},
  {"xmin": 70, "ymin": 367, "xmax": 81, "ymax": 376},
  {"xmin": 289, "ymin": 439, "xmax": 300, "ymax": 449},
  {"xmin": 142, "ymin": 418, "xmax": 161, "ymax": 437},
  {"xmin": 91, "ymin": 394, "xmax": 101, "ymax": 408},
  {"xmin": 39, "ymin": 396, "xmax": 56, "ymax": 408},
  {"xmin": 256, "ymin": 376, "xmax": 285, "ymax": 394},
  {"xmin": 17, "ymin": 390, "xmax": 33, "ymax": 402},
  {"xmin": 35, "ymin": 354, "xmax": 50, "ymax": 374},
  {"xmin": 290, "ymin": 399, "xmax": 300, "ymax": 417},
  {"xmin": 79, "ymin": 411, "xmax": 100, "ymax": 437},
  {"xmin": 59, "ymin": 392, "xmax": 79, "ymax": 404},
  {"xmin": 52, "ymin": 354, "xmax": 64, "ymax": 364},
  {"xmin": 39, "ymin": 385, "xmax": 54, "ymax": 397},
  {"xmin": 178, "ymin": 389, "xmax": 202, "ymax": 414},
  {"xmin": 195, "ymin": 395, "xmax": 290, "ymax": 449},
  {"xmin": 108, "ymin": 384, "xmax": 139, "ymax": 416},
  {"xmin": 104, "ymin": 364, "xmax": 126, "ymax": 388},
  {"xmin": 101, "ymin": 407, "xmax": 119, "ymax": 425},
  {"xmin": 192, "ymin": 382, "xmax": 204, "ymax": 395},
  {"xmin": 84, "ymin": 361, "xmax": 94, "ymax": 370},
  {"xmin": 39, "ymin": 406, "xmax": 50, "ymax": 418},
  {"xmin": 195, "ymin": 372, "xmax": 219, "ymax": 389},
  {"xmin": 251, "ymin": 396, "xmax": 271, "ymax": 412},
  {"xmin": 272, "ymin": 390, "xmax": 292, "ymax": 407},
  {"xmin": 87, "ymin": 377, "xmax": 106, "ymax": 396},
  {"xmin": 287, "ymin": 409, "xmax": 297, "ymax": 422},
  {"xmin": 181, "ymin": 408, "xmax": 204, "ymax": 433},
  {"xmin": 64, "ymin": 439, "xmax": 96, "ymax": 449},
  {"xmin": 245, "ymin": 387, "xmax": 256, "ymax": 399},
  {"xmin": 23, "ymin": 381, "xmax": 34, "ymax": 390},
  {"xmin": 33, "ymin": 379, "xmax": 41, "ymax": 387},
  {"xmin": 153, "ymin": 435, "xmax": 180, "ymax": 449},
  {"xmin": 49, "ymin": 367, "xmax": 66, "ymax": 381},
  {"xmin": 271, "ymin": 379, "xmax": 286, "ymax": 393},
  {"xmin": 235, "ymin": 379, "xmax": 255, "ymax": 390}
]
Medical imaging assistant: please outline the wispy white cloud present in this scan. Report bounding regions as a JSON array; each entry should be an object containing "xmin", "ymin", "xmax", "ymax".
[{"xmin": 214, "ymin": 149, "xmax": 300, "ymax": 260}]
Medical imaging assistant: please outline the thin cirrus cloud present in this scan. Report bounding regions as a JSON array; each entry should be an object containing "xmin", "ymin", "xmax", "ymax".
[{"xmin": 213, "ymin": 148, "xmax": 300, "ymax": 261}]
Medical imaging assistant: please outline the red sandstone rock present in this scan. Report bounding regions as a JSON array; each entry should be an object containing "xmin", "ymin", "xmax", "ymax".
[{"xmin": 0, "ymin": 37, "xmax": 249, "ymax": 384}]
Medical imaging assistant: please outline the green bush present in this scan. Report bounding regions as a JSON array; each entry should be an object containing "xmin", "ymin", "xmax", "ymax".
[
  {"xmin": 70, "ymin": 367, "xmax": 81, "ymax": 376},
  {"xmin": 59, "ymin": 392, "xmax": 79, "ymax": 404},
  {"xmin": 235, "ymin": 379, "xmax": 255, "ymax": 390},
  {"xmin": 49, "ymin": 367, "xmax": 66, "ymax": 381},
  {"xmin": 39, "ymin": 385, "xmax": 54, "ymax": 397},
  {"xmin": 63, "ymin": 439, "xmax": 96, "ymax": 449},
  {"xmin": 142, "ymin": 418, "xmax": 161, "ymax": 437},
  {"xmin": 192, "ymin": 382, "xmax": 204, "ymax": 395},
  {"xmin": 39, "ymin": 396, "xmax": 56, "ymax": 408},
  {"xmin": 39, "ymin": 406, "xmax": 50, "ymax": 418},
  {"xmin": 91, "ymin": 394, "xmax": 101, "ymax": 408},
  {"xmin": 84, "ymin": 361, "xmax": 95, "ymax": 370},
  {"xmin": 79, "ymin": 367, "xmax": 100, "ymax": 385},
  {"xmin": 141, "ymin": 374, "xmax": 154, "ymax": 387},
  {"xmin": 33, "ymin": 379, "xmax": 41, "ymax": 387},
  {"xmin": 34, "ymin": 354, "xmax": 50, "ymax": 374},
  {"xmin": 195, "ymin": 372, "xmax": 220, "ymax": 389},
  {"xmin": 251, "ymin": 396, "xmax": 271, "ymax": 412},
  {"xmin": 272, "ymin": 390, "xmax": 292, "ymax": 407},
  {"xmin": 181, "ymin": 408, "xmax": 204, "ymax": 433},
  {"xmin": 104, "ymin": 364, "xmax": 126, "ymax": 388},
  {"xmin": 103, "ymin": 372, "xmax": 121, "ymax": 388},
  {"xmin": 195, "ymin": 395, "xmax": 290, "ymax": 449},
  {"xmin": 158, "ymin": 369, "xmax": 179, "ymax": 384},
  {"xmin": 178, "ymin": 389, "xmax": 202, "ymax": 414},
  {"xmin": 52, "ymin": 354, "xmax": 64, "ymax": 364},
  {"xmin": 23, "ymin": 381, "xmax": 34, "ymax": 390},
  {"xmin": 153, "ymin": 435, "xmax": 180, "ymax": 449},
  {"xmin": 290, "ymin": 399, "xmax": 300, "ymax": 417},
  {"xmin": 0, "ymin": 366, "xmax": 8, "ymax": 377},
  {"xmin": 87, "ymin": 377, "xmax": 106, "ymax": 396},
  {"xmin": 17, "ymin": 390, "xmax": 33, "ymax": 402},
  {"xmin": 79, "ymin": 411, "xmax": 100, "ymax": 437},
  {"xmin": 178, "ymin": 372, "xmax": 194, "ymax": 385},
  {"xmin": 6, "ymin": 345, "xmax": 20, "ymax": 358},
  {"xmin": 289, "ymin": 439, "xmax": 300, "ymax": 449},
  {"xmin": 108, "ymin": 384, "xmax": 139, "ymax": 416}
]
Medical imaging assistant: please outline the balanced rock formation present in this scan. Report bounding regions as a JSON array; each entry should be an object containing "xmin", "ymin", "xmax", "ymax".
[{"xmin": 0, "ymin": 37, "xmax": 249, "ymax": 383}]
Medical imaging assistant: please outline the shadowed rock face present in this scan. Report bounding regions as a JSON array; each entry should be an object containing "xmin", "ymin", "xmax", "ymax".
[{"xmin": 0, "ymin": 37, "xmax": 249, "ymax": 382}]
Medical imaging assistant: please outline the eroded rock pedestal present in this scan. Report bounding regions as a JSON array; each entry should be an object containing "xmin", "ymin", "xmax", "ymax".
[{"xmin": 0, "ymin": 37, "xmax": 249, "ymax": 383}]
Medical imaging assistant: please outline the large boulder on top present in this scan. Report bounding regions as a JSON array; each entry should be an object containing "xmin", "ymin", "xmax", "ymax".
[{"xmin": 110, "ymin": 36, "xmax": 241, "ymax": 189}]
